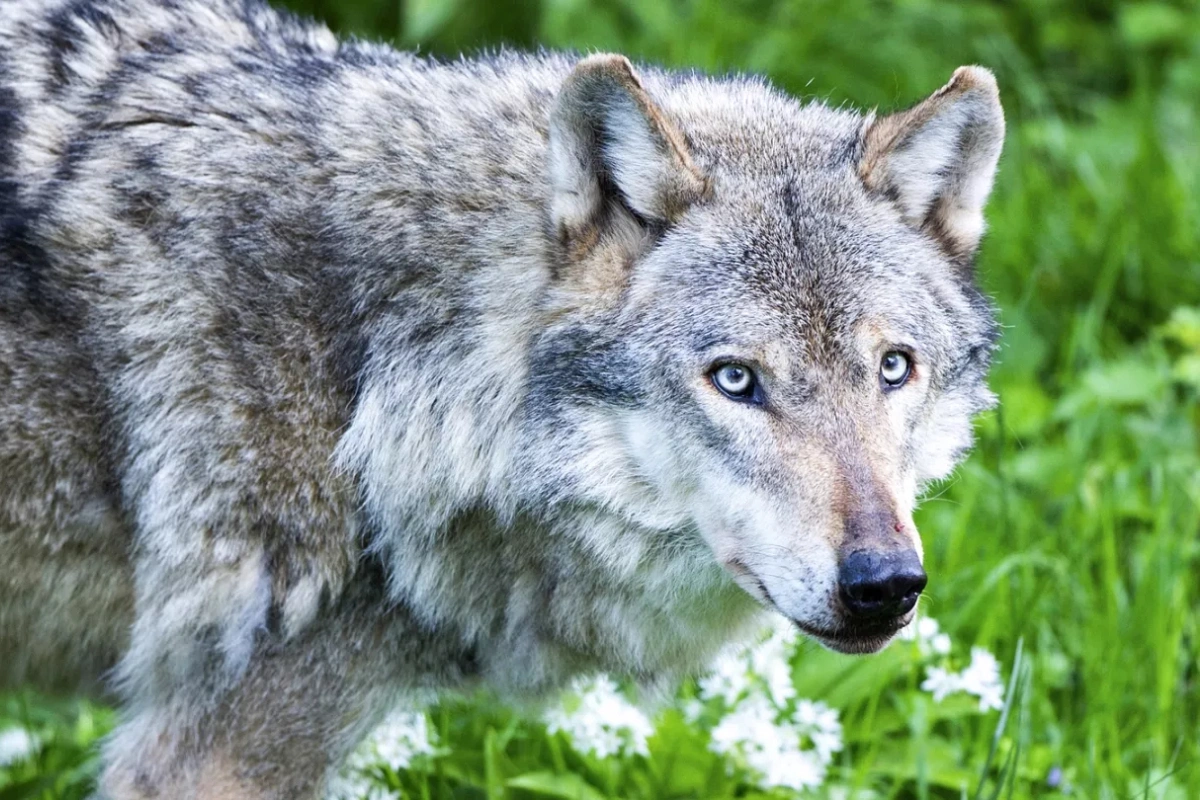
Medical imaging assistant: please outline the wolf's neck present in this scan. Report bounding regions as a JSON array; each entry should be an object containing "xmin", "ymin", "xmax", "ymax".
[
  {"xmin": 369, "ymin": 501, "xmax": 765, "ymax": 695},
  {"xmin": 323, "ymin": 60, "xmax": 765, "ymax": 687},
  {"xmin": 325, "ymin": 55, "xmax": 564, "ymax": 519}
]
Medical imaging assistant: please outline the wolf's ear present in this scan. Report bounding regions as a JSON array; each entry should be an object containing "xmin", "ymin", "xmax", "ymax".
[
  {"xmin": 549, "ymin": 54, "xmax": 708, "ymax": 243},
  {"xmin": 859, "ymin": 66, "xmax": 1005, "ymax": 261}
]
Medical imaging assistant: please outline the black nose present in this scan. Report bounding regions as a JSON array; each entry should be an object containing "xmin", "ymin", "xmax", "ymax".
[{"xmin": 837, "ymin": 550, "xmax": 927, "ymax": 620}]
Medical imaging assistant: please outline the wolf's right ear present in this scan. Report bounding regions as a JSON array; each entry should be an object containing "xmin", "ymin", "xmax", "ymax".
[
  {"xmin": 549, "ymin": 54, "xmax": 708, "ymax": 246},
  {"xmin": 859, "ymin": 66, "xmax": 1005, "ymax": 262}
]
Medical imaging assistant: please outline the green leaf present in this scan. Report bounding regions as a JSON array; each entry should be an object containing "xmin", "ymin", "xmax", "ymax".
[
  {"xmin": 1118, "ymin": 4, "xmax": 1190, "ymax": 49},
  {"xmin": 1160, "ymin": 306, "xmax": 1200, "ymax": 350},
  {"xmin": 507, "ymin": 771, "xmax": 609, "ymax": 800},
  {"xmin": 404, "ymin": 0, "xmax": 464, "ymax": 40},
  {"xmin": 1171, "ymin": 353, "xmax": 1200, "ymax": 389}
]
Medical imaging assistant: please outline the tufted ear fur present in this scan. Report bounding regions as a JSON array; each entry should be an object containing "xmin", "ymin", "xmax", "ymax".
[
  {"xmin": 859, "ymin": 66, "xmax": 1005, "ymax": 262},
  {"xmin": 548, "ymin": 54, "xmax": 708, "ymax": 247}
]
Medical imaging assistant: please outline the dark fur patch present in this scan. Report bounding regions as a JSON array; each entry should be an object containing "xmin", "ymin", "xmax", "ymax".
[
  {"xmin": 44, "ymin": 0, "xmax": 121, "ymax": 93},
  {"xmin": 0, "ymin": 68, "xmax": 75, "ymax": 323},
  {"xmin": 527, "ymin": 323, "xmax": 646, "ymax": 411},
  {"xmin": 0, "ymin": 63, "xmax": 20, "ymax": 197}
]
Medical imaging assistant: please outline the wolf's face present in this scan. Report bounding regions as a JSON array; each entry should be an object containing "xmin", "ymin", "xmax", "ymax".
[{"xmin": 541, "ymin": 57, "xmax": 1003, "ymax": 653}]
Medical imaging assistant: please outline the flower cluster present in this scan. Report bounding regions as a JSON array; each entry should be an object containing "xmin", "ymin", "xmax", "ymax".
[
  {"xmin": 327, "ymin": 709, "xmax": 438, "ymax": 800},
  {"xmin": 708, "ymin": 694, "xmax": 840, "ymax": 792},
  {"xmin": 326, "ymin": 773, "xmax": 401, "ymax": 800},
  {"xmin": 320, "ymin": 611, "xmax": 1008, "ymax": 800},
  {"xmin": 698, "ymin": 618, "xmax": 843, "ymax": 793},
  {"xmin": 902, "ymin": 613, "xmax": 1005, "ymax": 712},
  {"xmin": 544, "ymin": 675, "xmax": 654, "ymax": 759},
  {"xmin": 540, "ymin": 618, "xmax": 843, "ymax": 793},
  {"xmin": 699, "ymin": 616, "xmax": 797, "ymax": 710}
]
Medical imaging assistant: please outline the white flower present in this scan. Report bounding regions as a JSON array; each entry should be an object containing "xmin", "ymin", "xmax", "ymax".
[
  {"xmin": 915, "ymin": 616, "xmax": 941, "ymax": 641},
  {"xmin": 898, "ymin": 617, "xmax": 924, "ymax": 641},
  {"xmin": 326, "ymin": 769, "xmax": 401, "ymax": 800},
  {"xmin": 698, "ymin": 649, "xmax": 752, "ymax": 707},
  {"xmin": 960, "ymin": 647, "xmax": 1005, "ymax": 711},
  {"xmin": 762, "ymin": 747, "xmax": 827, "ymax": 792},
  {"xmin": 793, "ymin": 699, "xmax": 843, "ymax": 765},
  {"xmin": 760, "ymin": 659, "xmax": 796, "ymax": 708},
  {"xmin": 365, "ymin": 710, "xmax": 438, "ymax": 769},
  {"xmin": 921, "ymin": 648, "xmax": 1005, "ymax": 711},
  {"xmin": 700, "ymin": 615, "xmax": 797, "ymax": 711},
  {"xmin": 0, "ymin": 727, "xmax": 39, "ymax": 767},
  {"xmin": 328, "ymin": 710, "xmax": 436, "ymax": 796},
  {"xmin": 545, "ymin": 675, "xmax": 653, "ymax": 759},
  {"xmin": 902, "ymin": 615, "xmax": 954, "ymax": 658},
  {"xmin": 328, "ymin": 707, "xmax": 437, "ymax": 799},
  {"xmin": 680, "ymin": 698, "xmax": 706, "ymax": 724},
  {"xmin": 793, "ymin": 698, "xmax": 838, "ymax": 731},
  {"xmin": 746, "ymin": 619, "xmax": 797, "ymax": 708},
  {"xmin": 709, "ymin": 693, "xmax": 778, "ymax": 757},
  {"xmin": 698, "ymin": 616, "xmax": 840, "ymax": 792},
  {"xmin": 920, "ymin": 665, "xmax": 963, "ymax": 702},
  {"xmin": 764, "ymin": 612, "xmax": 801, "ymax": 647},
  {"xmin": 694, "ymin": 615, "xmax": 841, "ymax": 792}
]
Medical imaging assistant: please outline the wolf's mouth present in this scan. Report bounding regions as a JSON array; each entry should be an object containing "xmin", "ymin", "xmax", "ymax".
[
  {"xmin": 724, "ymin": 559, "xmax": 908, "ymax": 654},
  {"xmin": 791, "ymin": 618, "xmax": 909, "ymax": 655}
]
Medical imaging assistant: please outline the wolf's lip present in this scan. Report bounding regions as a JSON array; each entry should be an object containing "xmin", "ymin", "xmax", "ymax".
[
  {"xmin": 725, "ymin": 559, "xmax": 909, "ymax": 653},
  {"xmin": 791, "ymin": 618, "xmax": 907, "ymax": 655}
]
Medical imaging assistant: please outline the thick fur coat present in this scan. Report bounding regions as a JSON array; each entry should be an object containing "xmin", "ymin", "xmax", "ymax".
[{"xmin": 0, "ymin": 0, "xmax": 1004, "ymax": 795}]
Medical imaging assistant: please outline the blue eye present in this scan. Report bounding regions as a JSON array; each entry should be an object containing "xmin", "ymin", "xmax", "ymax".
[
  {"xmin": 880, "ymin": 351, "xmax": 912, "ymax": 388},
  {"xmin": 712, "ymin": 363, "xmax": 757, "ymax": 400}
]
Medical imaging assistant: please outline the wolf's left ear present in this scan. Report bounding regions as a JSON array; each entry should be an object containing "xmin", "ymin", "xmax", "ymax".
[
  {"xmin": 549, "ymin": 54, "xmax": 708, "ymax": 243},
  {"xmin": 859, "ymin": 66, "xmax": 1005, "ymax": 261}
]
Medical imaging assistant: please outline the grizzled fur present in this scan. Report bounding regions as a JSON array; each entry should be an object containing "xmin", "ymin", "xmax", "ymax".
[{"xmin": 0, "ymin": 0, "xmax": 1004, "ymax": 796}]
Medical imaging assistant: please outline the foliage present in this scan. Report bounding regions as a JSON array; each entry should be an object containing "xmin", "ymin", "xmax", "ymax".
[{"xmin": 4, "ymin": 0, "xmax": 1199, "ymax": 797}]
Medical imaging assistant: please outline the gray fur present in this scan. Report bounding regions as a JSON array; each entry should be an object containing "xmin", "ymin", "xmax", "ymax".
[{"xmin": 0, "ymin": 0, "xmax": 1003, "ymax": 796}]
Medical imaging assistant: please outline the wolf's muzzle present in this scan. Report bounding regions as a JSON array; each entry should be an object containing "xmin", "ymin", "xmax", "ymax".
[{"xmin": 837, "ymin": 549, "xmax": 926, "ymax": 621}]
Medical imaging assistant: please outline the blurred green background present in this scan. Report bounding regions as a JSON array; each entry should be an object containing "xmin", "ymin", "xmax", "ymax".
[{"xmin": 3, "ymin": 0, "xmax": 1198, "ymax": 798}]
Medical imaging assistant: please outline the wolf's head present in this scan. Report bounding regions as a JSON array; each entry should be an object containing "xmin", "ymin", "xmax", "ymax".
[{"xmin": 532, "ymin": 55, "xmax": 1003, "ymax": 654}]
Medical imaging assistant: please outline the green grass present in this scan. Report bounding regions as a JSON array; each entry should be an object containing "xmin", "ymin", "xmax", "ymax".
[{"xmin": 3, "ymin": 0, "xmax": 1199, "ymax": 798}]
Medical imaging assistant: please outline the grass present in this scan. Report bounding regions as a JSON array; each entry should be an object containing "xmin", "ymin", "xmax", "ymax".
[{"xmin": 3, "ymin": 0, "xmax": 1199, "ymax": 797}]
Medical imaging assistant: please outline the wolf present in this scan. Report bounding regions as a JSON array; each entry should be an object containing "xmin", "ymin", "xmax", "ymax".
[{"xmin": 0, "ymin": 0, "xmax": 1004, "ymax": 795}]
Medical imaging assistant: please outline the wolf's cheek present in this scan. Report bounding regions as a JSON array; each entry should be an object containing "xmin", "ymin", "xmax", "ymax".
[
  {"xmin": 688, "ymin": 472, "xmax": 842, "ymax": 620},
  {"xmin": 909, "ymin": 389, "xmax": 982, "ymax": 487}
]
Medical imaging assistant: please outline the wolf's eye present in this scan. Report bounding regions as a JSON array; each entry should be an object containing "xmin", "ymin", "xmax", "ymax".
[
  {"xmin": 880, "ymin": 351, "xmax": 912, "ymax": 389},
  {"xmin": 712, "ymin": 363, "xmax": 758, "ymax": 401}
]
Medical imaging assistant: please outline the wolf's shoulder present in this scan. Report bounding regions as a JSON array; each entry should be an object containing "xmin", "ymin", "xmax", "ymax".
[
  {"xmin": 0, "ymin": 0, "xmax": 346, "ymax": 97},
  {"xmin": 0, "ymin": 0, "xmax": 336, "ymax": 56},
  {"xmin": 0, "ymin": 0, "xmax": 568, "ymax": 87}
]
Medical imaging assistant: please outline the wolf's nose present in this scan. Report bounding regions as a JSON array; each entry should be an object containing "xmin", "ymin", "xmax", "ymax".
[{"xmin": 837, "ymin": 550, "xmax": 927, "ymax": 620}]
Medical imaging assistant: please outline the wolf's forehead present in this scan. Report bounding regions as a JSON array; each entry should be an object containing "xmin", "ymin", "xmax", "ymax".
[
  {"xmin": 657, "ymin": 78, "xmax": 867, "ymax": 173},
  {"xmin": 671, "ymin": 201, "xmax": 958, "ymax": 354},
  {"xmin": 687, "ymin": 179, "xmax": 900, "ymax": 291}
]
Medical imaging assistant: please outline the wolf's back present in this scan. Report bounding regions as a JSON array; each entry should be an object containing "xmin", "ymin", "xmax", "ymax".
[
  {"xmin": 0, "ymin": 0, "xmax": 346, "ymax": 194},
  {"xmin": 0, "ymin": 0, "xmax": 358, "ymax": 692}
]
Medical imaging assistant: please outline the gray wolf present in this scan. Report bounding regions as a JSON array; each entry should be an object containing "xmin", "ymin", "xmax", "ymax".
[{"xmin": 0, "ymin": 0, "xmax": 1004, "ymax": 794}]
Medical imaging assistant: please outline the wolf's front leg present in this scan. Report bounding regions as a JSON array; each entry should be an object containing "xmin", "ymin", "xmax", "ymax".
[
  {"xmin": 111, "ymin": 283, "xmax": 365, "ymax": 698},
  {"xmin": 100, "ymin": 589, "xmax": 407, "ymax": 800}
]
